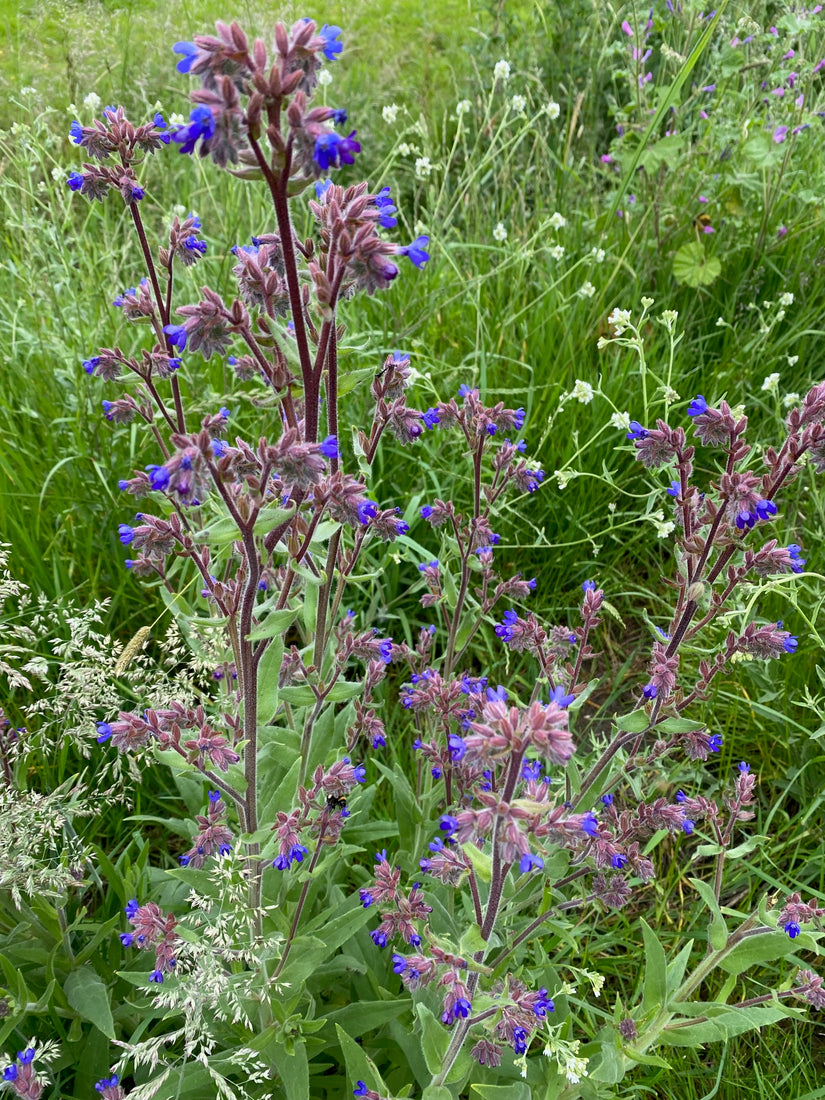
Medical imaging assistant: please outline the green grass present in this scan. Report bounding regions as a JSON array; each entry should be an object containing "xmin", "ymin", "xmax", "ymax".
[{"xmin": 2, "ymin": 0, "xmax": 825, "ymax": 1095}]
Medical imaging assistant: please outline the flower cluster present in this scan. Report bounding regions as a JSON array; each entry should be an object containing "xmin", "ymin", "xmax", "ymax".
[{"xmin": 120, "ymin": 899, "xmax": 179, "ymax": 984}]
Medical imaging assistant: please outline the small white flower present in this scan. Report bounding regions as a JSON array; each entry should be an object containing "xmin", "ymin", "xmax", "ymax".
[
  {"xmin": 82, "ymin": 91, "xmax": 101, "ymax": 111},
  {"xmin": 779, "ymin": 291, "xmax": 794, "ymax": 306},
  {"xmin": 549, "ymin": 244, "xmax": 565, "ymax": 260},
  {"xmin": 554, "ymin": 469, "xmax": 574, "ymax": 489},
  {"xmin": 415, "ymin": 156, "xmax": 433, "ymax": 179},
  {"xmin": 578, "ymin": 281, "xmax": 596, "ymax": 299},
  {"xmin": 318, "ymin": 69, "xmax": 333, "ymax": 86},
  {"xmin": 611, "ymin": 411, "xmax": 631, "ymax": 430},
  {"xmin": 494, "ymin": 59, "xmax": 511, "ymax": 81},
  {"xmin": 608, "ymin": 501, "xmax": 617, "ymax": 512},
  {"xmin": 20, "ymin": 86, "xmax": 37, "ymax": 97},
  {"xmin": 775, "ymin": 308, "xmax": 786, "ymax": 322},
  {"xmin": 493, "ymin": 222, "xmax": 508, "ymax": 242},
  {"xmin": 67, "ymin": 102, "xmax": 77, "ymax": 114},
  {"xmin": 397, "ymin": 142, "xmax": 412, "ymax": 156},
  {"xmin": 382, "ymin": 103, "xmax": 400, "ymax": 124},
  {"xmin": 650, "ymin": 510, "xmax": 675, "ymax": 538},
  {"xmin": 730, "ymin": 403, "xmax": 746, "ymax": 420},
  {"xmin": 510, "ymin": 94, "xmax": 527, "ymax": 113},
  {"xmin": 456, "ymin": 99, "xmax": 472, "ymax": 117},
  {"xmin": 548, "ymin": 211, "xmax": 566, "ymax": 230},
  {"xmin": 761, "ymin": 372, "xmax": 781, "ymax": 393},
  {"xmin": 641, "ymin": 296, "xmax": 654, "ymax": 308},
  {"xmin": 787, "ymin": 354, "xmax": 799, "ymax": 366},
  {"xmin": 546, "ymin": 100, "xmax": 561, "ymax": 119},
  {"xmin": 591, "ymin": 246, "xmax": 606, "ymax": 263},
  {"xmin": 169, "ymin": 112, "xmax": 185, "ymax": 126},
  {"xmin": 596, "ymin": 336, "xmax": 610, "ymax": 349},
  {"xmin": 608, "ymin": 307, "xmax": 632, "ymax": 332},
  {"xmin": 783, "ymin": 392, "xmax": 800, "ymax": 409},
  {"xmin": 414, "ymin": 219, "xmax": 428, "ymax": 238},
  {"xmin": 716, "ymin": 316, "xmax": 727, "ymax": 327},
  {"xmin": 50, "ymin": 166, "xmax": 64, "ymax": 182},
  {"xmin": 172, "ymin": 203, "xmax": 187, "ymax": 218},
  {"xmin": 661, "ymin": 308, "xmax": 678, "ymax": 329},
  {"xmin": 571, "ymin": 379, "xmax": 594, "ymax": 403}
]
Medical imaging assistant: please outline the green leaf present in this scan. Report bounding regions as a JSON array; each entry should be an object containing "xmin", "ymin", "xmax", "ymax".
[
  {"xmin": 415, "ymin": 1002, "xmax": 449, "ymax": 1074},
  {"xmin": 614, "ymin": 709, "xmax": 649, "ymax": 734},
  {"xmin": 640, "ymin": 919, "xmax": 666, "ymax": 1015},
  {"xmin": 323, "ymin": 998, "xmax": 410, "ymax": 1034},
  {"xmin": 64, "ymin": 967, "xmax": 115, "ymax": 1039},
  {"xmin": 247, "ymin": 607, "xmax": 299, "ymax": 642},
  {"xmin": 270, "ymin": 1038, "xmax": 309, "ymax": 1100},
  {"xmin": 659, "ymin": 1002, "xmax": 802, "ymax": 1046},
  {"xmin": 718, "ymin": 929, "xmax": 821, "ymax": 976},
  {"xmin": 422, "ymin": 1089, "xmax": 453, "ymax": 1100},
  {"xmin": 460, "ymin": 839, "xmax": 492, "ymax": 883},
  {"xmin": 471, "ymin": 1087, "xmax": 532, "ymax": 1100},
  {"xmin": 623, "ymin": 1048, "xmax": 673, "ymax": 1070},
  {"xmin": 255, "ymin": 635, "xmax": 284, "ymax": 724},
  {"xmin": 637, "ymin": 134, "xmax": 686, "ymax": 172},
  {"xmin": 335, "ymin": 1023, "xmax": 392, "ymax": 1096},
  {"xmin": 672, "ymin": 242, "xmax": 721, "ymax": 288},
  {"xmin": 689, "ymin": 878, "xmax": 728, "ymax": 951},
  {"xmin": 742, "ymin": 132, "xmax": 783, "ymax": 169}
]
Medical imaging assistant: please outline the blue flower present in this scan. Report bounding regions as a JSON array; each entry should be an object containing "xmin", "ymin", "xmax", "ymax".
[
  {"xmin": 173, "ymin": 41, "xmax": 198, "ymax": 73},
  {"xmin": 534, "ymin": 989, "xmax": 555, "ymax": 1017},
  {"xmin": 118, "ymin": 524, "xmax": 135, "ymax": 544},
  {"xmin": 320, "ymin": 435, "xmax": 339, "ymax": 458},
  {"xmin": 601, "ymin": 793, "xmax": 613, "ymax": 805},
  {"xmin": 397, "ymin": 235, "xmax": 430, "ymax": 268},
  {"xmin": 95, "ymin": 1076, "xmax": 120, "ymax": 1092},
  {"xmin": 755, "ymin": 498, "xmax": 777, "ymax": 521},
  {"xmin": 378, "ymin": 638, "xmax": 393, "ymax": 664},
  {"xmin": 3, "ymin": 1066, "xmax": 17, "ymax": 1082},
  {"xmin": 738, "ymin": 761, "xmax": 750, "ymax": 773},
  {"xmin": 642, "ymin": 683, "xmax": 658, "ymax": 699},
  {"xmin": 513, "ymin": 1027, "xmax": 528, "ymax": 1055},
  {"xmin": 69, "ymin": 120, "xmax": 83, "ymax": 144},
  {"xmin": 549, "ymin": 685, "xmax": 575, "ymax": 708},
  {"xmin": 519, "ymin": 852, "xmax": 544, "ymax": 873},
  {"xmin": 146, "ymin": 464, "xmax": 170, "ymax": 491},
  {"xmin": 513, "ymin": 408, "xmax": 526, "ymax": 430},
  {"xmin": 319, "ymin": 24, "xmax": 343, "ymax": 60},
  {"xmin": 667, "ymin": 480, "xmax": 681, "ymax": 496},
  {"xmin": 119, "ymin": 932, "xmax": 133, "ymax": 946},
  {"xmin": 358, "ymin": 499, "xmax": 378, "ymax": 524},
  {"xmin": 374, "ymin": 186, "xmax": 398, "ymax": 228},
  {"xmin": 96, "ymin": 722, "xmax": 112, "ymax": 743},
  {"xmin": 582, "ymin": 579, "xmax": 596, "ymax": 591},
  {"xmin": 675, "ymin": 789, "xmax": 687, "ymax": 802},
  {"xmin": 787, "ymin": 544, "xmax": 806, "ymax": 573},
  {"xmin": 148, "ymin": 969, "xmax": 164, "ymax": 983},
  {"xmin": 163, "ymin": 323, "xmax": 187, "ymax": 350},
  {"xmin": 332, "ymin": 107, "xmax": 348, "ymax": 125},
  {"xmin": 313, "ymin": 130, "xmax": 361, "ymax": 171},
  {"xmin": 439, "ymin": 814, "xmax": 459, "ymax": 835},
  {"xmin": 785, "ymin": 921, "xmax": 801, "ymax": 938},
  {"xmin": 184, "ymin": 235, "xmax": 207, "ymax": 255},
  {"xmin": 83, "ymin": 356, "xmax": 101, "ymax": 375},
  {"xmin": 582, "ymin": 812, "xmax": 599, "ymax": 837},
  {"xmin": 454, "ymin": 997, "xmax": 472, "ymax": 1018},
  {"xmin": 682, "ymin": 818, "xmax": 694, "ymax": 834},
  {"xmin": 784, "ymin": 634, "xmax": 798, "ymax": 653},
  {"xmin": 687, "ymin": 394, "xmax": 708, "ymax": 417},
  {"xmin": 611, "ymin": 853, "xmax": 627, "ymax": 869},
  {"xmin": 353, "ymin": 764, "xmax": 366, "ymax": 782},
  {"xmin": 626, "ymin": 420, "xmax": 648, "ymax": 440},
  {"xmin": 708, "ymin": 734, "xmax": 722, "ymax": 752},
  {"xmin": 420, "ymin": 504, "xmax": 434, "ymax": 519},
  {"xmin": 153, "ymin": 113, "xmax": 167, "ymax": 130},
  {"xmin": 125, "ymin": 898, "xmax": 139, "ymax": 919},
  {"xmin": 370, "ymin": 929, "xmax": 387, "ymax": 947},
  {"xmin": 448, "ymin": 733, "xmax": 466, "ymax": 761},
  {"xmin": 67, "ymin": 170, "xmax": 84, "ymax": 191},
  {"xmin": 523, "ymin": 468, "xmax": 544, "ymax": 492},
  {"xmin": 172, "ymin": 106, "xmax": 215, "ymax": 155},
  {"xmin": 315, "ymin": 178, "xmax": 333, "ymax": 199},
  {"xmin": 353, "ymin": 1083, "xmax": 368, "ymax": 1098},
  {"xmin": 522, "ymin": 758, "xmax": 542, "ymax": 780},
  {"xmin": 392, "ymin": 953, "xmax": 407, "ymax": 974}
]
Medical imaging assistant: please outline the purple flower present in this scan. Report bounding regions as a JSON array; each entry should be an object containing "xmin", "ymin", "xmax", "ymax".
[
  {"xmin": 708, "ymin": 734, "xmax": 723, "ymax": 752},
  {"xmin": 611, "ymin": 853, "xmax": 627, "ymax": 869},
  {"xmin": 519, "ymin": 852, "xmax": 545, "ymax": 873},
  {"xmin": 146, "ymin": 464, "xmax": 170, "ymax": 491},
  {"xmin": 582, "ymin": 812, "xmax": 599, "ymax": 837},
  {"xmin": 420, "ymin": 504, "xmax": 434, "ymax": 519},
  {"xmin": 374, "ymin": 186, "xmax": 398, "ymax": 228},
  {"xmin": 682, "ymin": 818, "xmax": 695, "ymax": 834},
  {"xmin": 358, "ymin": 499, "xmax": 378, "ymax": 524},
  {"xmin": 785, "ymin": 921, "xmax": 801, "ymax": 938},
  {"xmin": 787, "ymin": 544, "xmax": 806, "ymax": 573},
  {"xmin": 549, "ymin": 685, "xmax": 575, "ymax": 708},
  {"xmin": 320, "ymin": 435, "xmax": 339, "ymax": 458},
  {"xmin": 67, "ymin": 170, "xmax": 84, "ymax": 191},
  {"xmin": 667, "ymin": 480, "xmax": 681, "ymax": 496},
  {"xmin": 319, "ymin": 24, "xmax": 343, "ymax": 60},
  {"xmin": 173, "ymin": 41, "xmax": 198, "ymax": 72},
  {"xmin": 69, "ymin": 119, "xmax": 83, "ymax": 144},
  {"xmin": 172, "ymin": 106, "xmax": 216, "ymax": 155},
  {"xmin": 354, "ymin": 1083, "xmax": 368, "ymax": 1097},
  {"xmin": 687, "ymin": 394, "xmax": 708, "ymax": 417},
  {"xmin": 118, "ymin": 524, "xmax": 135, "ymax": 544},
  {"xmin": 773, "ymin": 125, "xmax": 789, "ymax": 143},
  {"xmin": 313, "ymin": 130, "xmax": 361, "ymax": 171},
  {"xmin": 422, "ymin": 407, "xmax": 440, "ymax": 429},
  {"xmin": 601, "ymin": 793, "xmax": 613, "ymax": 805},
  {"xmin": 783, "ymin": 634, "xmax": 798, "ymax": 653},
  {"xmin": 370, "ymin": 929, "xmax": 387, "ymax": 948},
  {"xmin": 163, "ymin": 324, "xmax": 187, "ymax": 351},
  {"xmin": 642, "ymin": 683, "xmax": 658, "ymax": 699},
  {"xmin": 626, "ymin": 420, "xmax": 648, "ymax": 440},
  {"xmin": 148, "ymin": 969, "xmax": 164, "ymax": 983},
  {"xmin": 397, "ymin": 236, "xmax": 430, "ymax": 268},
  {"xmin": 96, "ymin": 722, "xmax": 112, "ymax": 742},
  {"xmin": 439, "ymin": 814, "xmax": 459, "ymax": 835}
]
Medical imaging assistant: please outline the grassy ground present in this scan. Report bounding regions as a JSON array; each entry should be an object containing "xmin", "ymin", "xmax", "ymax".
[{"xmin": 1, "ymin": 0, "xmax": 825, "ymax": 1095}]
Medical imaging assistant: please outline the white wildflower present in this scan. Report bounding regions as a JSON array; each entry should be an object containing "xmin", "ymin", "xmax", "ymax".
[
  {"xmin": 494, "ymin": 59, "xmax": 511, "ymax": 81},
  {"xmin": 779, "ymin": 291, "xmax": 794, "ymax": 306},
  {"xmin": 610, "ymin": 411, "xmax": 631, "ymax": 431},
  {"xmin": 493, "ymin": 222, "xmax": 508, "ymax": 242},
  {"xmin": 318, "ymin": 68, "xmax": 333, "ymax": 86},
  {"xmin": 50, "ymin": 166, "xmax": 64, "ymax": 182},
  {"xmin": 172, "ymin": 203, "xmax": 187, "ymax": 219},
  {"xmin": 787, "ymin": 354, "xmax": 799, "ymax": 366},
  {"xmin": 649, "ymin": 510, "xmax": 675, "ymax": 538},
  {"xmin": 716, "ymin": 316, "xmax": 728, "ymax": 327},
  {"xmin": 596, "ymin": 336, "xmax": 610, "ymax": 349},
  {"xmin": 169, "ymin": 112, "xmax": 185, "ymax": 127},
  {"xmin": 382, "ymin": 103, "xmax": 400, "ymax": 124},
  {"xmin": 783, "ymin": 392, "xmax": 800, "ymax": 409},
  {"xmin": 641, "ymin": 296, "xmax": 654, "ymax": 308},
  {"xmin": 661, "ymin": 308, "xmax": 678, "ymax": 329},
  {"xmin": 510, "ymin": 94, "xmax": 527, "ymax": 113},
  {"xmin": 20, "ymin": 85, "xmax": 37, "ymax": 97},
  {"xmin": 583, "ymin": 969, "xmax": 605, "ymax": 997},
  {"xmin": 549, "ymin": 244, "xmax": 565, "ymax": 260},
  {"xmin": 554, "ymin": 469, "xmax": 574, "ymax": 489},
  {"xmin": 775, "ymin": 309, "xmax": 786, "ymax": 322},
  {"xmin": 82, "ymin": 91, "xmax": 101, "ymax": 111},
  {"xmin": 591, "ymin": 246, "xmax": 606, "ymax": 262},
  {"xmin": 415, "ymin": 156, "xmax": 433, "ymax": 178},
  {"xmin": 578, "ymin": 281, "xmax": 596, "ymax": 299},
  {"xmin": 546, "ymin": 100, "xmax": 560, "ymax": 119},
  {"xmin": 548, "ymin": 211, "xmax": 566, "ymax": 230},
  {"xmin": 608, "ymin": 307, "xmax": 632, "ymax": 333},
  {"xmin": 571, "ymin": 379, "xmax": 594, "ymax": 403},
  {"xmin": 456, "ymin": 99, "xmax": 472, "ymax": 117},
  {"xmin": 761, "ymin": 372, "xmax": 781, "ymax": 393},
  {"xmin": 730, "ymin": 403, "xmax": 746, "ymax": 420},
  {"xmin": 608, "ymin": 501, "xmax": 617, "ymax": 512},
  {"xmin": 398, "ymin": 142, "xmax": 412, "ymax": 155},
  {"xmin": 662, "ymin": 386, "xmax": 680, "ymax": 403},
  {"xmin": 414, "ymin": 219, "xmax": 428, "ymax": 238}
]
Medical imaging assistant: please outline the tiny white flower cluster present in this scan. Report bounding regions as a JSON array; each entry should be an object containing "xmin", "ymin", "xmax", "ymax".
[
  {"xmin": 570, "ymin": 379, "xmax": 594, "ymax": 403},
  {"xmin": 611, "ymin": 410, "xmax": 631, "ymax": 431},
  {"xmin": 382, "ymin": 103, "xmax": 400, "ymax": 124},
  {"xmin": 648, "ymin": 509, "xmax": 676, "ymax": 538},
  {"xmin": 607, "ymin": 307, "xmax": 632, "ymax": 334},
  {"xmin": 493, "ymin": 222, "xmax": 508, "ymax": 242},
  {"xmin": 761, "ymin": 372, "xmax": 781, "ymax": 393},
  {"xmin": 548, "ymin": 211, "xmax": 566, "ymax": 230},
  {"xmin": 318, "ymin": 68, "xmax": 333, "ymax": 86},
  {"xmin": 591, "ymin": 246, "xmax": 606, "ymax": 263},
  {"xmin": 578, "ymin": 281, "xmax": 596, "ymax": 299},
  {"xmin": 456, "ymin": 99, "xmax": 472, "ymax": 117},
  {"xmin": 543, "ymin": 1033, "xmax": 590, "ymax": 1085},
  {"xmin": 415, "ymin": 156, "xmax": 433, "ymax": 179},
  {"xmin": 494, "ymin": 59, "xmax": 511, "ymax": 81},
  {"xmin": 554, "ymin": 469, "xmax": 576, "ymax": 489},
  {"xmin": 549, "ymin": 244, "xmax": 565, "ymax": 260},
  {"xmin": 546, "ymin": 100, "xmax": 561, "ymax": 119},
  {"xmin": 510, "ymin": 94, "xmax": 527, "ymax": 113},
  {"xmin": 83, "ymin": 91, "xmax": 102, "ymax": 111},
  {"xmin": 660, "ymin": 308, "xmax": 678, "ymax": 330}
]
